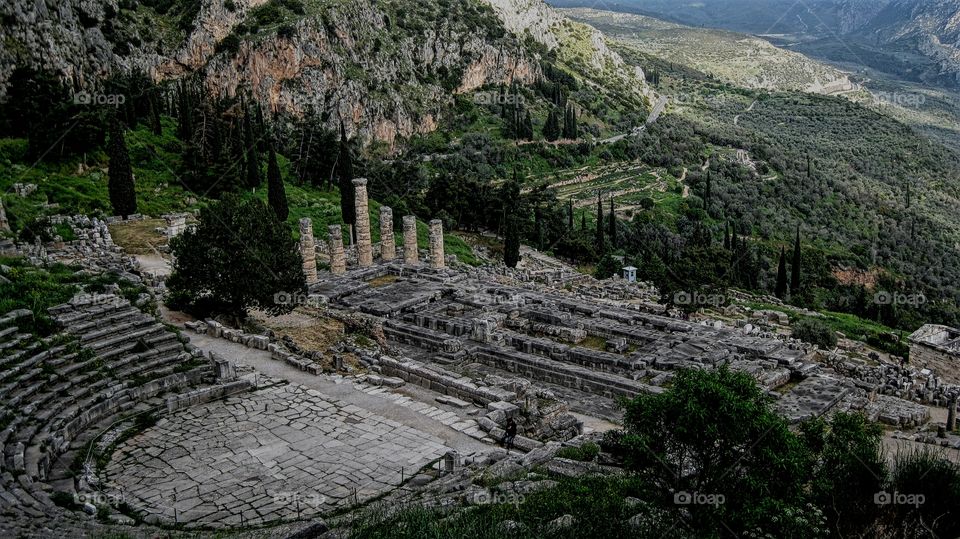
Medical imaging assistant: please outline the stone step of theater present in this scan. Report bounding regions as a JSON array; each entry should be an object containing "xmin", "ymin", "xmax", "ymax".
[{"xmin": 0, "ymin": 293, "xmax": 223, "ymax": 529}]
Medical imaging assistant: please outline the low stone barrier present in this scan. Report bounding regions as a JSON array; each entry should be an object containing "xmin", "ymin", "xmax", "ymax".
[
  {"xmin": 185, "ymin": 320, "xmax": 323, "ymax": 375},
  {"xmin": 378, "ymin": 355, "xmax": 516, "ymax": 405},
  {"xmin": 165, "ymin": 379, "xmax": 254, "ymax": 413}
]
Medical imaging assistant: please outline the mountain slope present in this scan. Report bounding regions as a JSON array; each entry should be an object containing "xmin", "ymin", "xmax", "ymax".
[
  {"xmin": 562, "ymin": 8, "xmax": 859, "ymax": 94},
  {"xmin": 549, "ymin": 0, "xmax": 960, "ymax": 90},
  {"xmin": 0, "ymin": 0, "xmax": 650, "ymax": 148}
]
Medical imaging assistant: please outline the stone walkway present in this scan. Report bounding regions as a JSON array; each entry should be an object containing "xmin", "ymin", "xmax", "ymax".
[
  {"xmin": 186, "ymin": 332, "xmax": 490, "ymax": 454},
  {"xmin": 104, "ymin": 383, "xmax": 449, "ymax": 528}
]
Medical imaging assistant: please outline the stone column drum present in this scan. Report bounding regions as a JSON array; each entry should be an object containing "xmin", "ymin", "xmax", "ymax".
[
  {"xmin": 429, "ymin": 219, "xmax": 445, "ymax": 269},
  {"xmin": 353, "ymin": 178, "xmax": 373, "ymax": 267},
  {"xmin": 299, "ymin": 218, "xmax": 318, "ymax": 284},
  {"xmin": 379, "ymin": 206, "xmax": 396, "ymax": 261},
  {"xmin": 403, "ymin": 215, "xmax": 419, "ymax": 265},
  {"xmin": 328, "ymin": 225, "xmax": 346, "ymax": 275},
  {"xmin": 0, "ymin": 199, "xmax": 9, "ymax": 233},
  {"xmin": 948, "ymin": 398, "xmax": 957, "ymax": 432}
]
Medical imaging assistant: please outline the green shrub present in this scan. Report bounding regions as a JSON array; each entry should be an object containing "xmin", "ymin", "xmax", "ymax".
[
  {"xmin": 792, "ymin": 318, "xmax": 838, "ymax": 349},
  {"xmin": 555, "ymin": 442, "xmax": 600, "ymax": 462}
]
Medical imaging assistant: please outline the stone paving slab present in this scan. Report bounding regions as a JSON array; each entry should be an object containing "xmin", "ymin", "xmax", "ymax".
[{"xmin": 103, "ymin": 384, "xmax": 449, "ymax": 528}]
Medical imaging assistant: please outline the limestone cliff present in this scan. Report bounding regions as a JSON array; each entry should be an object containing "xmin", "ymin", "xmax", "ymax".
[{"xmin": 1, "ymin": 0, "xmax": 648, "ymax": 148}]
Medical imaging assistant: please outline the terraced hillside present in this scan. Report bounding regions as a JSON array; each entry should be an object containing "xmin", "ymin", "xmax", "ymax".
[{"xmin": 532, "ymin": 162, "xmax": 686, "ymax": 216}]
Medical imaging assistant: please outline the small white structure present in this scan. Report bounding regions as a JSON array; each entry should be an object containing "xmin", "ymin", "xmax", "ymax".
[
  {"xmin": 908, "ymin": 324, "xmax": 960, "ymax": 384},
  {"xmin": 623, "ymin": 266, "xmax": 637, "ymax": 283}
]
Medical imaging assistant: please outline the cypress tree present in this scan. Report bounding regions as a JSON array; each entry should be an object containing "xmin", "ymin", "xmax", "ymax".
[
  {"xmin": 177, "ymin": 80, "xmax": 193, "ymax": 141},
  {"xmin": 905, "ymin": 182, "xmax": 912, "ymax": 208},
  {"xmin": 522, "ymin": 111, "xmax": 534, "ymax": 140},
  {"xmin": 595, "ymin": 193, "xmax": 605, "ymax": 251},
  {"xmin": 243, "ymin": 107, "xmax": 261, "ymax": 188},
  {"xmin": 562, "ymin": 104, "xmax": 578, "ymax": 140},
  {"xmin": 502, "ymin": 172, "xmax": 521, "ymax": 268},
  {"xmin": 580, "ymin": 213, "xmax": 586, "ymax": 231},
  {"xmin": 107, "ymin": 114, "xmax": 137, "ymax": 218},
  {"xmin": 568, "ymin": 200, "xmax": 574, "ymax": 230},
  {"xmin": 723, "ymin": 221, "xmax": 730, "ymax": 250},
  {"xmin": 544, "ymin": 108, "xmax": 561, "ymax": 142},
  {"xmin": 148, "ymin": 91, "xmax": 162, "ymax": 136},
  {"xmin": 337, "ymin": 122, "xmax": 356, "ymax": 234},
  {"xmin": 608, "ymin": 199, "xmax": 616, "ymax": 248},
  {"xmin": 790, "ymin": 227, "xmax": 802, "ymax": 296},
  {"xmin": 267, "ymin": 144, "xmax": 288, "ymax": 222},
  {"xmin": 775, "ymin": 247, "xmax": 788, "ymax": 299}
]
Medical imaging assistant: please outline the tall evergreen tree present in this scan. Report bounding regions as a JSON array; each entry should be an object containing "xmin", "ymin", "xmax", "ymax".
[
  {"xmin": 562, "ymin": 104, "xmax": 578, "ymax": 140},
  {"xmin": 790, "ymin": 227, "xmax": 802, "ymax": 297},
  {"xmin": 595, "ymin": 193, "xmax": 605, "ymax": 251},
  {"xmin": 337, "ymin": 122, "xmax": 356, "ymax": 236},
  {"xmin": 243, "ymin": 107, "xmax": 261, "ymax": 188},
  {"xmin": 176, "ymin": 80, "xmax": 194, "ymax": 141},
  {"xmin": 267, "ymin": 144, "xmax": 288, "ymax": 222},
  {"xmin": 521, "ymin": 111, "xmax": 534, "ymax": 141},
  {"xmin": 775, "ymin": 247, "xmax": 788, "ymax": 299},
  {"xmin": 543, "ymin": 108, "xmax": 561, "ymax": 142},
  {"xmin": 723, "ymin": 221, "xmax": 730, "ymax": 250},
  {"xmin": 148, "ymin": 91, "xmax": 162, "ymax": 136},
  {"xmin": 580, "ymin": 213, "xmax": 586, "ymax": 231},
  {"xmin": 502, "ymin": 172, "xmax": 522, "ymax": 268},
  {"xmin": 107, "ymin": 115, "xmax": 137, "ymax": 218},
  {"xmin": 568, "ymin": 200, "xmax": 574, "ymax": 230},
  {"xmin": 608, "ymin": 199, "xmax": 617, "ymax": 248}
]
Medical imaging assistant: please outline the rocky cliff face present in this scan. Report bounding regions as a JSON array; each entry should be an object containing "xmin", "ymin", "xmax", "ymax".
[
  {"xmin": 849, "ymin": 0, "xmax": 960, "ymax": 88},
  {"xmin": 0, "ymin": 0, "xmax": 118, "ymax": 89},
  {"xmin": 0, "ymin": 0, "xmax": 648, "ymax": 148}
]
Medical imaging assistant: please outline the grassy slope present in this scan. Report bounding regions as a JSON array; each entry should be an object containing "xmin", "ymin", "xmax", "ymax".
[{"xmin": 0, "ymin": 119, "xmax": 477, "ymax": 265}]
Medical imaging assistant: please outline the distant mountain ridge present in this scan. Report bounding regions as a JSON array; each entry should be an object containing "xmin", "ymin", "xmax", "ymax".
[{"xmin": 548, "ymin": 0, "xmax": 960, "ymax": 89}]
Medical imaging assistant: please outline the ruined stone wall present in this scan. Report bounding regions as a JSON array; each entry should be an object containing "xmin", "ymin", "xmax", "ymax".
[{"xmin": 911, "ymin": 343, "xmax": 960, "ymax": 384}]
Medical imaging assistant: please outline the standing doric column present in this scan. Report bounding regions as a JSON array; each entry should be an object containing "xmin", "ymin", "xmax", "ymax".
[
  {"xmin": 299, "ymin": 218, "xmax": 318, "ymax": 284},
  {"xmin": 403, "ymin": 215, "xmax": 419, "ymax": 265},
  {"xmin": 379, "ymin": 206, "xmax": 395, "ymax": 261},
  {"xmin": 328, "ymin": 224, "xmax": 346, "ymax": 275},
  {"xmin": 429, "ymin": 219, "xmax": 445, "ymax": 269},
  {"xmin": 353, "ymin": 178, "xmax": 373, "ymax": 266}
]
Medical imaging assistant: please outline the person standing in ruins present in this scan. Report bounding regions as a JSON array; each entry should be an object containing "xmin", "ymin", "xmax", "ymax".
[{"xmin": 503, "ymin": 417, "xmax": 518, "ymax": 453}]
